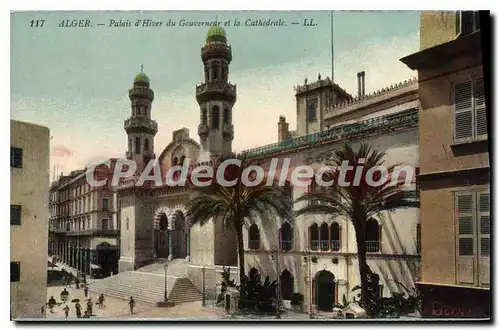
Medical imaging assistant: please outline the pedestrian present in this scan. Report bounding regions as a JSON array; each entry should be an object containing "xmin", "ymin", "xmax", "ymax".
[
  {"xmin": 41, "ymin": 305, "xmax": 46, "ymax": 318},
  {"xmin": 60, "ymin": 288, "xmax": 69, "ymax": 302},
  {"xmin": 75, "ymin": 276, "xmax": 80, "ymax": 289},
  {"xmin": 47, "ymin": 296, "xmax": 57, "ymax": 313},
  {"xmin": 84, "ymin": 285, "xmax": 89, "ymax": 298},
  {"xmin": 75, "ymin": 302, "xmax": 82, "ymax": 318},
  {"xmin": 98, "ymin": 293, "xmax": 105, "ymax": 308},
  {"xmin": 86, "ymin": 298, "xmax": 93, "ymax": 316},
  {"xmin": 63, "ymin": 305, "xmax": 69, "ymax": 319},
  {"xmin": 129, "ymin": 297, "xmax": 135, "ymax": 315}
]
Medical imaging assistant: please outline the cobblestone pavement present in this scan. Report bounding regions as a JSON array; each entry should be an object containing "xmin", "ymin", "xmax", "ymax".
[{"xmin": 45, "ymin": 286, "xmax": 224, "ymax": 320}]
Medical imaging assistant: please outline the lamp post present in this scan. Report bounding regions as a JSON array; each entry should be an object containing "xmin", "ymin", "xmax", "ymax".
[
  {"xmin": 157, "ymin": 262, "xmax": 175, "ymax": 307},
  {"xmin": 271, "ymin": 245, "xmax": 281, "ymax": 319},
  {"xmin": 303, "ymin": 249, "xmax": 313, "ymax": 319},
  {"xmin": 164, "ymin": 263, "xmax": 168, "ymax": 302}
]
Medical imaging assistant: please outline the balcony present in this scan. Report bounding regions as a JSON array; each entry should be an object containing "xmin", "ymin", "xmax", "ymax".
[
  {"xmin": 331, "ymin": 240, "xmax": 340, "ymax": 251},
  {"xmin": 310, "ymin": 240, "xmax": 319, "ymax": 251},
  {"xmin": 222, "ymin": 123, "xmax": 234, "ymax": 140},
  {"xmin": 242, "ymin": 108, "xmax": 418, "ymax": 159},
  {"xmin": 320, "ymin": 240, "xmax": 330, "ymax": 251},
  {"xmin": 248, "ymin": 240, "xmax": 260, "ymax": 250},
  {"xmin": 124, "ymin": 117, "xmax": 158, "ymax": 134},
  {"xmin": 366, "ymin": 241, "xmax": 380, "ymax": 253},
  {"xmin": 280, "ymin": 240, "xmax": 292, "ymax": 251},
  {"xmin": 201, "ymin": 43, "xmax": 232, "ymax": 62},
  {"xmin": 195, "ymin": 82, "xmax": 236, "ymax": 104},
  {"xmin": 65, "ymin": 228, "xmax": 119, "ymax": 237}
]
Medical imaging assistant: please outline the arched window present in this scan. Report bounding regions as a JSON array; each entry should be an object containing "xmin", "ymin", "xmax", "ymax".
[
  {"xmin": 248, "ymin": 224, "xmax": 260, "ymax": 250},
  {"xmin": 159, "ymin": 214, "xmax": 168, "ymax": 231},
  {"xmin": 366, "ymin": 218, "xmax": 381, "ymax": 253},
  {"xmin": 280, "ymin": 222, "xmax": 292, "ymax": 251},
  {"xmin": 212, "ymin": 106, "xmax": 220, "ymax": 129},
  {"xmin": 212, "ymin": 65, "xmax": 218, "ymax": 80},
  {"xmin": 128, "ymin": 138, "xmax": 132, "ymax": 152},
  {"xmin": 320, "ymin": 222, "xmax": 329, "ymax": 251},
  {"xmin": 179, "ymin": 155, "xmax": 186, "ymax": 166},
  {"xmin": 201, "ymin": 108, "xmax": 207, "ymax": 124},
  {"xmin": 309, "ymin": 223, "xmax": 319, "ymax": 251},
  {"xmin": 280, "ymin": 270, "xmax": 294, "ymax": 301},
  {"xmin": 330, "ymin": 222, "xmax": 340, "ymax": 251},
  {"xmin": 144, "ymin": 138, "xmax": 149, "ymax": 151},
  {"xmin": 172, "ymin": 157, "xmax": 179, "ymax": 166},
  {"xmin": 135, "ymin": 137, "xmax": 140, "ymax": 154},
  {"xmin": 223, "ymin": 108, "xmax": 230, "ymax": 124}
]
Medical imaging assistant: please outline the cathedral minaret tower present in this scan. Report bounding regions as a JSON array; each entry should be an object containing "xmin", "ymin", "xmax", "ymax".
[
  {"xmin": 124, "ymin": 66, "xmax": 158, "ymax": 171},
  {"xmin": 196, "ymin": 26, "xmax": 236, "ymax": 157}
]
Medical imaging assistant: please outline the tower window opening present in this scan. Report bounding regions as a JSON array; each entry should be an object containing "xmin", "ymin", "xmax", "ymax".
[
  {"xmin": 144, "ymin": 138, "xmax": 149, "ymax": 151},
  {"xmin": 135, "ymin": 137, "xmax": 140, "ymax": 154},
  {"xmin": 212, "ymin": 66, "xmax": 218, "ymax": 80},
  {"xmin": 223, "ymin": 108, "xmax": 229, "ymax": 124},
  {"xmin": 212, "ymin": 106, "xmax": 220, "ymax": 129}
]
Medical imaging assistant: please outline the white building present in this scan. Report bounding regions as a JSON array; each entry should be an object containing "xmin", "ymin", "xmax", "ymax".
[{"xmin": 11, "ymin": 120, "xmax": 50, "ymax": 319}]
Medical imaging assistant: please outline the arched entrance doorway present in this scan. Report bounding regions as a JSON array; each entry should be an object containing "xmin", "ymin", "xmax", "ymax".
[
  {"xmin": 313, "ymin": 270, "xmax": 335, "ymax": 312},
  {"xmin": 154, "ymin": 213, "xmax": 169, "ymax": 258},
  {"xmin": 96, "ymin": 242, "xmax": 118, "ymax": 277},
  {"xmin": 172, "ymin": 210, "xmax": 188, "ymax": 259},
  {"xmin": 280, "ymin": 269, "xmax": 294, "ymax": 301}
]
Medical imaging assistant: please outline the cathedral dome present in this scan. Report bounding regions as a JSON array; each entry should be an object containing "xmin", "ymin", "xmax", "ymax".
[
  {"xmin": 206, "ymin": 26, "xmax": 227, "ymax": 43},
  {"xmin": 134, "ymin": 71, "xmax": 150, "ymax": 85}
]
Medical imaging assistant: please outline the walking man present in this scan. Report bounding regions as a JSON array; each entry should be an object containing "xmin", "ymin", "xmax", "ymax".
[
  {"xmin": 84, "ymin": 285, "xmax": 89, "ymax": 298},
  {"xmin": 86, "ymin": 298, "xmax": 93, "ymax": 316},
  {"xmin": 98, "ymin": 293, "xmax": 105, "ymax": 308},
  {"xmin": 75, "ymin": 302, "xmax": 82, "ymax": 318},
  {"xmin": 63, "ymin": 305, "xmax": 70, "ymax": 319},
  {"xmin": 129, "ymin": 297, "xmax": 135, "ymax": 315}
]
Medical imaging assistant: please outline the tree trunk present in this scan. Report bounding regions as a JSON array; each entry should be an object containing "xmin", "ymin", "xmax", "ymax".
[
  {"xmin": 355, "ymin": 224, "xmax": 371, "ymax": 316},
  {"xmin": 236, "ymin": 224, "xmax": 245, "ymax": 301}
]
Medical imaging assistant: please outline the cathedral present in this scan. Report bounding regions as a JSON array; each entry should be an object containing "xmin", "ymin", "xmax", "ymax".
[{"xmin": 51, "ymin": 26, "xmax": 421, "ymax": 313}]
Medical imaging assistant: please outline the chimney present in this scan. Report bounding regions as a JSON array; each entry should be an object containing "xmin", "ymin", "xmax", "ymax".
[
  {"xmin": 278, "ymin": 115, "xmax": 289, "ymax": 142},
  {"xmin": 357, "ymin": 71, "xmax": 366, "ymax": 98}
]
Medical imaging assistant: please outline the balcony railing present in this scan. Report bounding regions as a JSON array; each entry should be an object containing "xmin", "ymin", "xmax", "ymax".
[
  {"xmin": 320, "ymin": 240, "xmax": 330, "ymax": 251},
  {"xmin": 280, "ymin": 240, "xmax": 292, "ymax": 251},
  {"xmin": 242, "ymin": 108, "xmax": 418, "ymax": 159},
  {"xmin": 64, "ymin": 228, "xmax": 119, "ymax": 237},
  {"xmin": 366, "ymin": 241, "xmax": 380, "ymax": 253},
  {"xmin": 331, "ymin": 240, "xmax": 340, "ymax": 251},
  {"xmin": 310, "ymin": 240, "xmax": 319, "ymax": 251},
  {"xmin": 124, "ymin": 117, "xmax": 158, "ymax": 133},
  {"xmin": 248, "ymin": 240, "xmax": 260, "ymax": 250}
]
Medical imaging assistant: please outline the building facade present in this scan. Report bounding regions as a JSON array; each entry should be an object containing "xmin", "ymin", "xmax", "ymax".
[
  {"xmin": 54, "ymin": 26, "xmax": 422, "ymax": 314},
  {"xmin": 11, "ymin": 120, "xmax": 50, "ymax": 319},
  {"xmin": 49, "ymin": 160, "xmax": 119, "ymax": 278},
  {"xmin": 401, "ymin": 11, "xmax": 490, "ymax": 318}
]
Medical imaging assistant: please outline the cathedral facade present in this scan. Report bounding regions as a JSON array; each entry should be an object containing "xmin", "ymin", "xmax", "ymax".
[{"xmin": 115, "ymin": 26, "xmax": 421, "ymax": 312}]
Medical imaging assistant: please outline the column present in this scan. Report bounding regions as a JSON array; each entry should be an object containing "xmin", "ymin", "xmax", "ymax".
[
  {"xmin": 167, "ymin": 230, "xmax": 173, "ymax": 261},
  {"xmin": 185, "ymin": 231, "xmax": 190, "ymax": 261}
]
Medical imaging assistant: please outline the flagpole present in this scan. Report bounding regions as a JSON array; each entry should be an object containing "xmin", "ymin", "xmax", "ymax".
[{"xmin": 331, "ymin": 10, "xmax": 334, "ymax": 84}]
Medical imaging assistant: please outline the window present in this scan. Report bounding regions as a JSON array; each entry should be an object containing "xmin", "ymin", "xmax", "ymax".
[
  {"xmin": 280, "ymin": 222, "xmax": 292, "ymax": 251},
  {"xmin": 135, "ymin": 137, "xmax": 140, "ymax": 154},
  {"xmin": 144, "ymin": 138, "xmax": 149, "ymax": 151},
  {"xmin": 179, "ymin": 155, "xmax": 186, "ymax": 166},
  {"xmin": 10, "ymin": 205, "xmax": 21, "ymax": 225},
  {"xmin": 309, "ymin": 223, "xmax": 319, "ymax": 251},
  {"xmin": 456, "ymin": 190, "xmax": 490, "ymax": 287},
  {"xmin": 453, "ymin": 77, "xmax": 486, "ymax": 141},
  {"xmin": 126, "ymin": 218, "xmax": 129, "ymax": 230},
  {"xmin": 172, "ymin": 157, "xmax": 179, "ymax": 166},
  {"xmin": 223, "ymin": 108, "xmax": 230, "ymax": 124},
  {"xmin": 320, "ymin": 222, "xmax": 329, "ymax": 251},
  {"xmin": 102, "ymin": 219, "xmax": 109, "ymax": 231},
  {"xmin": 248, "ymin": 224, "xmax": 260, "ymax": 250},
  {"xmin": 102, "ymin": 198, "xmax": 109, "ymax": 211},
  {"xmin": 416, "ymin": 224, "xmax": 421, "ymax": 254},
  {"xmin": 212, "ymin": 106, "xmax": 220, "ymax": 129},
  {"xmin": 366, "ymin": 218, "xmax": 381, "ymax": 253},
  {"xmin": 456, "ymin": 11, "xmax": 481, "ymax": 36},
  {"xmin": 10, "ymin": 147, "xmax": 23, "ymax": 168},
  {"xmin": 306, "ymin": 98, "xmax": 317, "ymax": 122},
  {"xmin": 11, "ymin": 262, "xmax": 20, "ymax": 282},
  {"xmin": 331, "ymin": 222, "xmax": 341, "ymax": 251}
]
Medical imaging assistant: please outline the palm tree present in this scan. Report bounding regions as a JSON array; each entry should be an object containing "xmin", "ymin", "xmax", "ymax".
[
  {"xmin": 185, "ymin": 153, "xmax": 293, "ymax": 300},
  {"xmin": 294, "ymin": 143, "xmax": 419, "ymax": 316}
]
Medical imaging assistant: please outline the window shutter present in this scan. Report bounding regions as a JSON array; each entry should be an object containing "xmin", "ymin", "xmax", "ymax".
[
  {"xmin": 453, "ymin": 80, "xmax": 474, "ymax": 140},
  {"xmin": 475, "ymin": 77, "xmax": 487, "ymax": 137},
  {"xmin": 456, "ymin": 193, "xmax": 476, "ymax": 285},
  {"xmin": 477, "ymin": 191, "xmax": 490, "ymax": 287}
]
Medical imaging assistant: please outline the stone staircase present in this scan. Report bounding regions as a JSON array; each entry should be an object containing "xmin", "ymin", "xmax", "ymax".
[
  {"xmin": 88, "ymin": 269, "xmax": 202, "ymax": 305},
  {"xmin": 136, "ymin": 258, "xmax": 189, "ymax": 278}
]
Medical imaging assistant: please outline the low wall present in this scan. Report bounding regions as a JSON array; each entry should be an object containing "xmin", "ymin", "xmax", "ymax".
[{"xmin": 187, "ymin": 265, "xmax": 238, "ymax": 298}]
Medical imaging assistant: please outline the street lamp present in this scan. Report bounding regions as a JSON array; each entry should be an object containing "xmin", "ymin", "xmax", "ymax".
[
  {"xmin": 157, "ymin": 262, "xmax": 175, "ymax": 307},
  {"xmin": 303, "ymin": 250, "xmax": 313, "ymax": 319}
]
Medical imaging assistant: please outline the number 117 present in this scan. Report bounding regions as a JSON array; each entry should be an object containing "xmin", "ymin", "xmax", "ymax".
[{"xmin": 30, "ymin": 20, "xmax": 45, "ymax": 27}]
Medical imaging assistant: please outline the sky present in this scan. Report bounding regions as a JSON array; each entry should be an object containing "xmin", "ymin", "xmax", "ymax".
[{"xmin": 11, "ymin": 11, "xmax": 420, "ymax": 179}]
